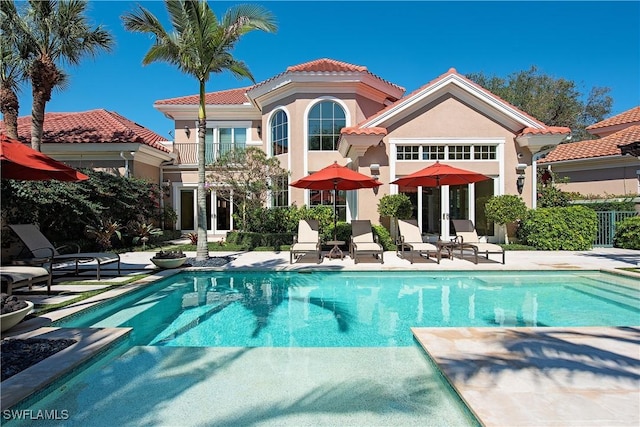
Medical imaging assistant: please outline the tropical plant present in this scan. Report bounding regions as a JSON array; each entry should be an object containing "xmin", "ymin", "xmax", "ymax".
[
  {"xmin": 484, "ymin": 195, "xmax": 527, "ymax": 244},
  {"xmin": 123, "ymin": 0, "xmax": 277, "ymax": 261},
  {"xmin": 2, "ymin": 0, "xmax": 113, "ymax": 151},
  {"xmin": 0, "ymin": 0, "xmax": 28, "ymax": 139},
  {"xmin": 85, "ymin": 218, "xmax": 122, "ymax": 251},
  {"xmin": 128, "ymin": 221, "xmax": 162, "ymax": 250}
]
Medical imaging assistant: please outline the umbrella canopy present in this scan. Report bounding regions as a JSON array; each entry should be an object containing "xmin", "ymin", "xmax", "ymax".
[
  {"xmin": 290, "ymin": 161, "xmax": 382, "ymax": 190},
  {"xmin": 0, "ymin": 134, "xmax": 89, "ymax": 181},
  {"xmin": 390, "ymin": 161, "xmax": 490, "ymax": 188},
  {"xmin": 291, "ymin": 161, "xmax": 382, "ymax": 239}
]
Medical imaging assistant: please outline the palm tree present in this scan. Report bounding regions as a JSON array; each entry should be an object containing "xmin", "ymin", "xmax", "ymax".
[
  {"xmin": 123, "ymin": 0, "xmax": 277, "ymax": 261},
  {"xmin": 3, "ymin": 0, "xmax": 113, "ymax": 151},
  {"xmin": 0, "ymin": 0, "xmax": 27, "ymax": 139}
]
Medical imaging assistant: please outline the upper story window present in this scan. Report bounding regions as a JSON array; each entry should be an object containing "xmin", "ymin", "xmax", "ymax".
[
  {"xmin": 271, "ymin": 174, "xmax": 289, "ymax": 207},
  {"xmin": 271, "ymin": 110, "xmax": 288, "ymax": 155},
  {"xmin": 308, "ymin": 101, "xmax": 346, "ymax": 151},
  {"xmin": 397, "ymin": 144, "xmax": 497, "ymax": 161},
  {"xmin": 205, "ymin": 126, "xmax": 247, "ymax": 164}
]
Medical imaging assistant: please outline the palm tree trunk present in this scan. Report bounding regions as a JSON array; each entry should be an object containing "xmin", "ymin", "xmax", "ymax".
[
  {"xmin": 0, "ymin": 86, "xmax": 19, "ymax": 139},
  {"xmin": 30, "ymin": 58, "xmax": 57, "ymax": 152},
  {"xmin": 196, "ymin": 80, "xmax": 209, "ymax": 260}
]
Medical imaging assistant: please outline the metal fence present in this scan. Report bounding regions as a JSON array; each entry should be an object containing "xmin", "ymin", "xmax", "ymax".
[{"xmin": 595, "ymin": 211, "xmax": 638, "ymax": 247}]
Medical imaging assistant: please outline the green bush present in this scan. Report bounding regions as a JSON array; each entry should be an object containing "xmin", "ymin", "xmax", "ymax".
[
  {"xmin": 520, "ymin": 206, "xmax": 597, "ymax": 250},
  {"xmin": 378, "ymin": 194, "xmax": 413, "ymax": 219},
  {"xmin": 614, "ymin": 216, "xmax": 640, "ymax": 249},
  {"xmin": 372, "ymin": 224, "xmax": 395, "ymax": 251},
  {"xmin": 1, "ymin": 170, "xmax": 161, "ymax": 251}
]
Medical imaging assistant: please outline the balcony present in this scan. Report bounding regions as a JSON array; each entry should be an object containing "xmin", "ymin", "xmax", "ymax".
[{"xmin": 174, "ymin": 142, "xmax": 245, "ymax": 165}]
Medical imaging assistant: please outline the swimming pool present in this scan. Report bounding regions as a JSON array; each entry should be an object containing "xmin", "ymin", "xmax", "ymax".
[{"xmin": 6, "ymin": 270, "xmax": 639, "ymax": 426}]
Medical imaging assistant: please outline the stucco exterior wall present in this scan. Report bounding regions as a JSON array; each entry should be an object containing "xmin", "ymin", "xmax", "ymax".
[{"xmin": 552, "ymin": 161, "xmax": 640, "ymax": 196}]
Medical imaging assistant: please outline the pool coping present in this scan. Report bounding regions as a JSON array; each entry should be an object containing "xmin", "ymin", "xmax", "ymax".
[
  {"xmin": 1, "ymin": 266, "xmax": 639, "ymax": 423},
  {"xmin": 412, "ymin": 326, "xmax": 640, "ymax": 427}
]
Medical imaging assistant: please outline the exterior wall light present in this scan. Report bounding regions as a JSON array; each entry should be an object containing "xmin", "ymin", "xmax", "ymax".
[
  {"xmin": 184, "ymin": 125, "xmax": 191, "ymax": 139},
  {"xmin": 370, "ymin": 163, "xmax": 380, "ymax": 180},
  {"xmin": 516, "ymin": 163, "xmax": 527, "ymax": 195}
]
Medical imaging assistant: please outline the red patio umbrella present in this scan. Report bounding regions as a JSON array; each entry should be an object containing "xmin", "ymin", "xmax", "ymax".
[
  {"xmin": 390, "ymin": 161, "xmax": 490, "ymax": 188},
  {"xmin": 0, "ymin": 134, "xmax": 89, "ymax": 181},
  {"xmin": 290, "ymin": 161, "xmax": 382, "ymax": 239}
]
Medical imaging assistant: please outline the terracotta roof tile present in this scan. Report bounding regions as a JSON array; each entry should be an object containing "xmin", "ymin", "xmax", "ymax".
[
  {"xmin": 250, "ymin": 58, "xmax": 404, "ymax": 94},
  {"xmin": 518, "ymin": 126, "xmax": 572, "ymax": 136},
  {"xmin": 586, "ymin": 106, "xmax": 640, "ymax": 130},
  {"xmin": 340, "ymin": 126, "xmax": 387, "ymax": 136},
  {"xmin": 1, "ymin": 109, "xmax": 170, "ymax": 152},
  {"xmin": 540, "ymin": 124, "xmax": 640, "ymax": 163},
  {"xmin": 154, "ymin": 87, "xmax": 251, "ymax": 106}
]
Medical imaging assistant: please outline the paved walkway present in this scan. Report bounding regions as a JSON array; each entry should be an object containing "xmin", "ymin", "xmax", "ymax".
[{"xmin": 3, "ymin": 248, "xmax": 640, "ymax": 425}]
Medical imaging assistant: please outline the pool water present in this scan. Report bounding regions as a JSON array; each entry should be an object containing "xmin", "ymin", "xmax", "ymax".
[
  {"xmin": 57, "ymin": 270, "xmax": 640, "ymax": 347},
  {"xmin": 7, "ymin": 271, "xmax": 639, "ymax": 426}
]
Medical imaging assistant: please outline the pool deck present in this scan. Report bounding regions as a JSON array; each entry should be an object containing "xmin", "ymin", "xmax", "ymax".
[{"xmin": 2, "ymin": 247, "xmax": 639, "ymax": 425}]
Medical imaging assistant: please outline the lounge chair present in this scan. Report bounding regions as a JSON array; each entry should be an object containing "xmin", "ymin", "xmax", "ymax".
[
  {"xmin": 451, "ymin": 219, "xmax": 505, "ymax": 264},
  {"xmin": 0, "ymin": 265, "xmax": 52, "ymax": 295},
  {"xmin": 396, "ymin": 219, "xmax": 440, "ymax": 264},
  {"xmin": 349, "ymin": 220, "xmax": 384, "ymax": 264},
  {"xmin": 290, "ymin": 219, "xmax": 322, "ymax": 264},
  {"xmin": 8, "ymin": 224, "xmax": 121, "ymax": 280}
]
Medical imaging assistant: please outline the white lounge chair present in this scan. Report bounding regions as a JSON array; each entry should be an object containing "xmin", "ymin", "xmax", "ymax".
[
  {"xmin": 396, "ymin": 219, "xmax": 440, "ymax": 264},
  {"xmin": 9, "ymin": 224, "xmax": 121, "ymax": 280},
  {"xmin": 349, "ymin": 220, "xmax": 383, "ymax": 264},
  {"xmin": 0, "ymin": 265, "xmax": 52, "ymax": 295},
  {"xmin": 451, "ymin": 219, "xmax": 505, "ymax": 264},
  {"xmin": 290, "ymin": 219, "xmax": 322, "ymax": 264}
]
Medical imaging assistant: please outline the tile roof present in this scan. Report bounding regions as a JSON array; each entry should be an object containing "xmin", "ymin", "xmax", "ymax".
[
  {"xmin": 586, "ymin": 106, "xmax": 640, "ymax": 130},
  {"xmin": 340, "ymin": 126, "xmax": 387, "ymax": 136},
  {"xmin": 540, "ymin": 124, "xmax": 640, "ymax": 163},
  {"xmin": 518, "ymin": 126, "xmax": 572, "ymax": 136},
  {"xmin": 155, "ymin": 59, "xmax": 404, "ymax": 107},
  {"xmin": 154, "ymin": 87, "xmax": 251, "ymax": 106},
  {"xmin": 1, "ymin": 109, "xmax": 170, "ymax": 152}
]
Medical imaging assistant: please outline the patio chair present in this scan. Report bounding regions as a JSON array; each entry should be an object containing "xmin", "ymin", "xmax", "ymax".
[
  {"xmin": 451, "ymin": 219, "xmax": 505, "ymax": 264},
  {"xmin": 290, "ymin": 219, "xmax": 322, "ymax": 264},
  {"xmin": 8, "ymin": 224, "xmax": 121, "ymax": 280},
  {"xmin": 349, "ymin": 220, "xmax": 384, "ymax": 264},
  {"xmin": 0, "ymin": 265, "xmax": 52, "ymax": 295},
  {"xmin": 396, "ymin": 219, "xmax": 440, "ymax": 264}
]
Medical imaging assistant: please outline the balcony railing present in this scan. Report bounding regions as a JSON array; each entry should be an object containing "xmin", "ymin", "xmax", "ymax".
[{"xmin": 174, "ymin": 142, "xmax": 245, "ymax": 165}]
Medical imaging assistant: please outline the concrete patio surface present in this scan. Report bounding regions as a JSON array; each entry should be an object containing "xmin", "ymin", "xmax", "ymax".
[{"xmin": 2, "ymin": 247, "xmax": 639, "ymax": 425}]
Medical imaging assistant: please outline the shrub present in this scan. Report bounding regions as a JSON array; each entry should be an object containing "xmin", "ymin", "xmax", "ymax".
[
  {"xmin": 226, "ymin": 231, "xmax": 294, "ymax": 250},
  {"xmin": 520, "ymin": 206, "xmax": 597, "ymax": 250},
  {"xmin": 377, "ymin": 194, "xmax": 413, "ymax": 219},
  {"xmin": 485, "ymin": 195, "xmax": 528, "ymax": 244},
  {"xmin": 372, "ymin": 224, "xmax": 394, "ymax": 251},
  {"xmin": 614, "ymin": 216, "xmax": 640, "ymax": 249}
]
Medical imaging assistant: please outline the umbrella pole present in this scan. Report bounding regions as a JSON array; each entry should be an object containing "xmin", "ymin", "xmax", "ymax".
[{"xmin": 333, "ymin": 181, "xmax": 338, "ymax": 241}]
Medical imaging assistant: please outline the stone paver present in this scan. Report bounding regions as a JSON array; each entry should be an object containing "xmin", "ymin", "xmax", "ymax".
[{"xmin": 412, "ymin": 326, "xmax": 640, "ymax": 427}]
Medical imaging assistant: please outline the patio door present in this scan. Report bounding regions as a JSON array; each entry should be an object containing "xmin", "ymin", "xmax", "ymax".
[
  {"xmin": 178, "ymin": 187, "xmax": 232, "ymax": 234},
  {"xmin": 409, "ymin": 180, "xmax": 494, "ymax": 240}
]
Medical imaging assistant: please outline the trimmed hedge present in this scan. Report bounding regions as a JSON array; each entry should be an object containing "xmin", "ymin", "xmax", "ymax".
[
  {"xmin": 520, "ymin": 206, "xmax": 597, "ymax": 250},
  {"xmin": 614, "ymin": 216, "xmax": 640, "ymax": 249}
]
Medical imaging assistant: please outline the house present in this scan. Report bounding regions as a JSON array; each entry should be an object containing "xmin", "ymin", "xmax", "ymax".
[
  {"xmin": 1, "ymin": 109, "xmax": 175, "ymax": 182},
  {"xmin": 155, "ymin": 58, "xmax": 570, "ymax": 241},
  {"xmin": 539, "ymin": 106, "xmax": 640, "ymax": 197}
]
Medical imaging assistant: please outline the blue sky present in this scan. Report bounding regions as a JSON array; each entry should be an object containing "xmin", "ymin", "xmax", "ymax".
[{"xmin": 15, "ymin": 1, "xmax": 640, "ymax": 140}]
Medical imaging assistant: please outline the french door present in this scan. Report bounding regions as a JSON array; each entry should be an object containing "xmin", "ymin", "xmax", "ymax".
[{"xmin": 178, "ymin": 188, "xmax": 232, "ymax": 233}]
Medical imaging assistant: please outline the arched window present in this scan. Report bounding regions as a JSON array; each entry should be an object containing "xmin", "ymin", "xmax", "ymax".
[
  {"xmin": 308, "ymin": 101, "xmax": 346, "ymax": 151},
  {"xmin": 270, "ymin": 110, "xmax": 288, "ymax": 155}
]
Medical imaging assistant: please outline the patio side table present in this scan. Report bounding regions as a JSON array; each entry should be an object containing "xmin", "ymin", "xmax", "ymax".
[{"xmin": 326, "ymin": 240, "xmax": 345, "ymax": 260}]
